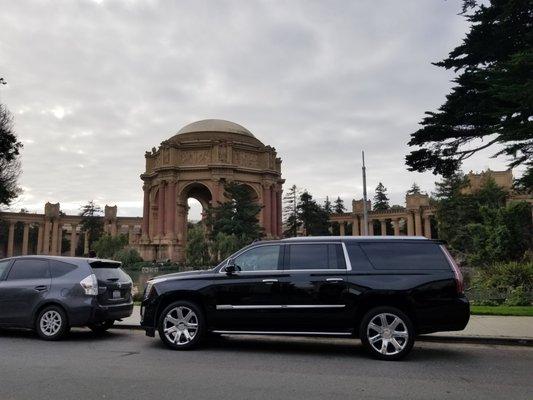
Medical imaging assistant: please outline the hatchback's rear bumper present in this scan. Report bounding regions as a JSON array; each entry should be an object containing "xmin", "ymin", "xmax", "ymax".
[{"xmin": 89, "ymin": 301, "xmax": 134, "ymax": 323}]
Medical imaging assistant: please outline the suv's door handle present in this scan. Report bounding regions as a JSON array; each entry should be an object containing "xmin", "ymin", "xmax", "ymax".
[
  {"xmin": 34, "ymin": 285, "xmax": 48, "ymax": 292},
  {"xmin": 326, "ymin": 278, "xmax": 344, "ymax": 283},
  {"xmin": 262, "ymin": 279, "xmax": 278, "ymax": 284}
]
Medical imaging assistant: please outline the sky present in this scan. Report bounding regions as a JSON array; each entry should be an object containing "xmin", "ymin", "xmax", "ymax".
[{"xmin": 0, "ymin": 0, "xmax": 518, "ymax": 220}]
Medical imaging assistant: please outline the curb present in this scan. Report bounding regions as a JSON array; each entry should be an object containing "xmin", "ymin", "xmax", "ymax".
[{"xmin": 112, "ymin": 324, "xmax": 532, "ymax": 347}]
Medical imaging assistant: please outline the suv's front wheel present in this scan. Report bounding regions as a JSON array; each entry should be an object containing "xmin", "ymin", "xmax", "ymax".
[
  {"xmin": 158, "ymin": 301, "xmax": 205, "ymax": 350},
  {"xmin": 360, "ymin": 306, "xmax": 414, "ymax": 360}
]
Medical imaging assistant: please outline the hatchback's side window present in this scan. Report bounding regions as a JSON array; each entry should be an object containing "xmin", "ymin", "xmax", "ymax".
[
  {"xmin": 50, "ymin": 260, "xmax": 77, "ymax": 278},
  {"xmin": 0, "ymin": 260, "xmax": 11, "ymax": 280},
  {"xmin": 7, "ymin": 259, "xmax": 50, "ymax": 280},
  {"xmin": 233, "ymin": 245, "xmax": 281, "ymax": 272}
]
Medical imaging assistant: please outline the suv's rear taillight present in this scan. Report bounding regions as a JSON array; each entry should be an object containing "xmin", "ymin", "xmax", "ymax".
[
  {"xmin": 440, "ymin": 245, "xmax": 464, "ymax": 294},
  {"xmin": 80, "ymin": 274, "xmax": 98, "ymax": 296}
]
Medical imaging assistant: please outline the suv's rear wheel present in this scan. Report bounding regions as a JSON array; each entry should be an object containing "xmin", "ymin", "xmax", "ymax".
[
  {"xmin": 158, "ymin": 301, "xmax": 205, "ymax": 350},
  {"xmin": 36, "ymin": 305, "xmax": 69, "ymax": 341},
  {"xmin": 88, "ymin": 320, "xmax": 114, "ymax": 334},
  {"xmin": 360, "ymin": 306, "xmax": 414, "ymax": 360}
]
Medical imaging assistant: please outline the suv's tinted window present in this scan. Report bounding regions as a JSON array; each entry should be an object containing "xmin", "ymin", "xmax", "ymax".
[
  {"xmin": 7, "ymin": 259, "xmax": 50, "ymax": 280},
  {"xmin": 50, "ymin": 260, "xmax": 77, "ymax": 278},
  {"xmin": 0, "ymin": 259, "xmax": 11, "ymax": 280},
  {"xmin": 360, "ymin": 242, "xmax": 450, "ymax": 270},
  {"xmin": 234, "ymin": 245, "xmax": 281, "ymax": 272},
  {"xmin": 345, "ymin": 244, "xmax": 373, "ymax": 270},
  {"xmin": 287, "ymin": 244, "xmax": 346, "ymax": 270}
]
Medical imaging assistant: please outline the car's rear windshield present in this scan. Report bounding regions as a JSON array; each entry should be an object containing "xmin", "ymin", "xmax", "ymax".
[
  {"xmin": 359, "ymin": 242, "xmax": 450, "ymax": 270},
  {"xmin": 89, "ymin": 261, "xmax": 130, "ymax": 281}
]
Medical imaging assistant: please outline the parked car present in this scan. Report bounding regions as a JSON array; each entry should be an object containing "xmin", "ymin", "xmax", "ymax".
[
  {"xmin": 140, "ymin": 236, "xmax": 469, "ymax": 360},
  {"xmin": 0, "ymin": 256, "xmax": 134, "ymax": 340}
]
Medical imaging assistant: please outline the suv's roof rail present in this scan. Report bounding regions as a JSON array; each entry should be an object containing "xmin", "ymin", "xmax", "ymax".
[{"xmin": 281, "ymin": 236, "xmax": 429, "ymax": 241}]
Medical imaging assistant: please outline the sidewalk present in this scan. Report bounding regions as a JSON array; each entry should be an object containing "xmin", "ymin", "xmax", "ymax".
[{"xmin": 116, "ymin": 306, "xmax": 533, "ymax": 345}]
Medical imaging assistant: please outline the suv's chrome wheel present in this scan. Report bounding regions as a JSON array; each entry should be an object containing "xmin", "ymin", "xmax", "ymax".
[
  {"xmin": 367, "ymin": 313, "xmax": 409, "ymax": 356},
  {"xmin": 158, "ymin": 302, "xmax": 204, "ymax": 350},
  {"xmin": 361, "ymin": 306, "xmax": 415, "ymax": 360},
  {"xmin": 163, "ymin": 306, "xmax": 198, "ymax": 345}
]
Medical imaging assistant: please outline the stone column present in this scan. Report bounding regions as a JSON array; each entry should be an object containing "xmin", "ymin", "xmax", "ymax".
[
  {"xmin": 84, "ymin": 231, "xmax": 90, "ymax": 255},
  {"xmin": 276, "ymin": 190, "xmax": 282, "ymax": 237},
  {"xmin": 157, "ymin": 182, "xmax": 166, "ymax": 237},
  {"xmin": 51, "ymin": 220, "xmax": 59, "ymax": 255},
  {"xmin": 57, "ymin": 225, "xmax": 63, "ymax": 255},
  {"xmin": 43, "ymin": 220, "xmax": 51, "ymax": 255},
  {"xmin": 70, "ymin": 224, "xmax": 77, "ymax": 256},
  {"xmin": 128, "ymin": 225, "xmax": 135, "ymax": 245},
  {"xmin": 142, "ymin": 185, "xmax": 150, "ymax": 239},
  {"xmin": 166, "ymin": 180, "xmax": 176, "ymax": 239},
  {"xmin": 7, "ymin": 221, "xmax": 15, "ymax": 257},
  {"xmin": 352, "ymin": 217, "xmax": 360, "ymax": 236},
  {"xmin": 339, "ymin": 222, "xmax": 345, "ymax": 236},
  {"xmin": 270, "ymin": 189, "xmax": 278, "ymax": 237},
  {"xmin": 424, "ymin": 216, "xmax": 432, "ymax": 239},
  {"xmin": 22, "ymin": 223, "xmax": 30, "ymax": 255},
  {"xmin": 380, "ymin": 220, "xmax": 387, "ymax": 236},
  {"xmin": 110, "ymin": 222, "xmax": 117, "ymax": 237},
  {"xmin": 393, "ymin": 218, "xmax": 400, "ymax": 236},
  {"xmin": 368, "ymin": 221, "xmax": 374, "ymax": 236},
  {"xmin": 37, "ymin": 223, "xmax": 43, "ymax": 254},
  {"xmin": 176, "ymin": 200, "xmax": 187, "ymax": 243},
  {"xmin": 262, "ymin": 186, "xmax": 272, "ymax": 236},
  {"xmin": 407, "ymin": 213, "xmax": 415, "ymax": 236},
  {"xmin": 414, "ymin": 211, "xmax": 423, "ymax": 236}
]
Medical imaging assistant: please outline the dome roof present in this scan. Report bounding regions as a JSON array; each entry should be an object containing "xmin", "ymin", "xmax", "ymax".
[{"xmin": 177, "ymin": 119, "xmax": 255, "ymax": 138}]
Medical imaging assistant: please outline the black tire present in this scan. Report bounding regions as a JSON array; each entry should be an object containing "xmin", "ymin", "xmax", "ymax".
[
  {"xmin": 360, "ymin": 306, "xmax": 415, "ymax": 361},
  {"xmin": 158, "ymin": 301, "xmax": 205, "ymax": 350},
  {"xmin": 88, "ymin": 320, "xmax": 114, "ymax": 334},
  {"xmin": 35, "ymin": 305, "xmax": 69, "ymax": 341}
]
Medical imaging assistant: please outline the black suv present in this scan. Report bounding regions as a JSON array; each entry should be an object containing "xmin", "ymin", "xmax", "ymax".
[
  {"xmin": 0, "ymin": 256, "xmax": 133, "ymax": 340},
  {"xmin": 140, "ymin": 237, "xmax": 469, "ymax": 360}
]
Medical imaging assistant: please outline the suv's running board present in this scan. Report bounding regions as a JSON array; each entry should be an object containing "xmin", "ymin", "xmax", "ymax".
[{"xmin": 212, "ymin": 330, "xmax": 353, "ymax": 336}]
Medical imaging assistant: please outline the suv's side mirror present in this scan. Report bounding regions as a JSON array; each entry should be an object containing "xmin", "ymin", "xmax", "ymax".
[{"xmin": 225, "ymin": 259, "xmax": 240, "ymax": 275}]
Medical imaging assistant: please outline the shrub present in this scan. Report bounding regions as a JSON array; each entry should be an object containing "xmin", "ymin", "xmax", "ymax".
[
  {"xmin": 92, "ymin": 234, "xmax": 128, "ymax": 259},
  {"xmin": 471, "ymin": 261, "xmax": 533, "ymax": 305},
  {"xmin": 114, "ymin": 248, "xmax": 143, "ymax": 267}
]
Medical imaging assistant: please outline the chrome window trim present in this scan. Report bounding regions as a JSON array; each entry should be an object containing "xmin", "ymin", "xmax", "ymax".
[
  {"xmin": 216, "ymin": 304, "xmax": 346, "ymax": 310},
  {"xmin": 211, "ymin": 330, "xmax": 352, "ymax": 336}
]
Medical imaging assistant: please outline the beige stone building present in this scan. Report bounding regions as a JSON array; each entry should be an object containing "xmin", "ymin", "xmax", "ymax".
[{"xmin": 137, "ymin": 119, "xmax": 284, "ymax": 262}]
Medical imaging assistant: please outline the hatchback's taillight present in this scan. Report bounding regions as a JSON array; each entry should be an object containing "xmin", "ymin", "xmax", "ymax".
[
  {"xmin": 440, "ymin": 245, "xmax": 464, "ymax": 294},
  {"xmin": 80, "ymin": 274, "xmax": 98, "ymax": 296}
]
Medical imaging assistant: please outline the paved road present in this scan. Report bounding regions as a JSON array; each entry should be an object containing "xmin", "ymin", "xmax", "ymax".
[{"xmin": 0, "ymin": 329, "xmax": 531, "ymax": 400}]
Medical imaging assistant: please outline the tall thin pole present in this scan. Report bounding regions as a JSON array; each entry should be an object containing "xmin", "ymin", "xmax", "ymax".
[{"xmin": 362, "ymin": 150, "xmax": 369, "ymax": 235}]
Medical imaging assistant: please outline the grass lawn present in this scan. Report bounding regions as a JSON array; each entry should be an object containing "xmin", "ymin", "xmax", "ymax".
[{"xmin": 470, "ymin": 305, "xmax": 533, "ymax": 317}]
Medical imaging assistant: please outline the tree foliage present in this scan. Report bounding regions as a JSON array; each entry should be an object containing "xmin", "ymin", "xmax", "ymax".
[
  {"xmin": 79, "ymin": 201, "xmax": 104, "ymax": 249},
  {"xmin": 207, "ymin": 182, "xmax": 263, "ymax": 243},
  {"xmin": 0, "ymin": 100, "xmax": 23, "ymax": 207},
  {"xmin": 298, "ymin": 191, "xmax": 330, "ymax": 236},
  {"xmin": 185, "ymin": 224, "xmax": 210, "ymax": 267},
  {"xmin": 283, "ymin": 184, "xmax": 301, "ymax": 237},
  {"xmin": 406, "ymin": 0, "xmax": 533, "ymax": 189},
  {"xmin": 373, "ymin": 182, "xmax": 390, "ymax": 211},
  {"xmin": 92, "ymin": 234, "xmax": 128, "ymax": 259},
  {"xmin": 333, "ymin": 196, "xmax": 346, "ymax": 214},
  {"xmin": 406, "ymin": 183, "xmax": 422, "ymax": 196}
]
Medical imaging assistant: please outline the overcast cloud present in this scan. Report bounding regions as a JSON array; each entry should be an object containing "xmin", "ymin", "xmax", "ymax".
[{"xmin": 0, "ymin": 0, "xmax": 514, "ymax": 219}]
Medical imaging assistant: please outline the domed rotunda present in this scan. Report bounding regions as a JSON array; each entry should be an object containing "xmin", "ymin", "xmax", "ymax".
[{"xmin": 138, "ymin": 119, "xmax": 284, "ymax": 262}]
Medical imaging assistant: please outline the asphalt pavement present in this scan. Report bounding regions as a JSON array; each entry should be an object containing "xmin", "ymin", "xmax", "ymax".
[{"xmin": 0, "ymin": 328, "xmax": 531, "ymax": 400}]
